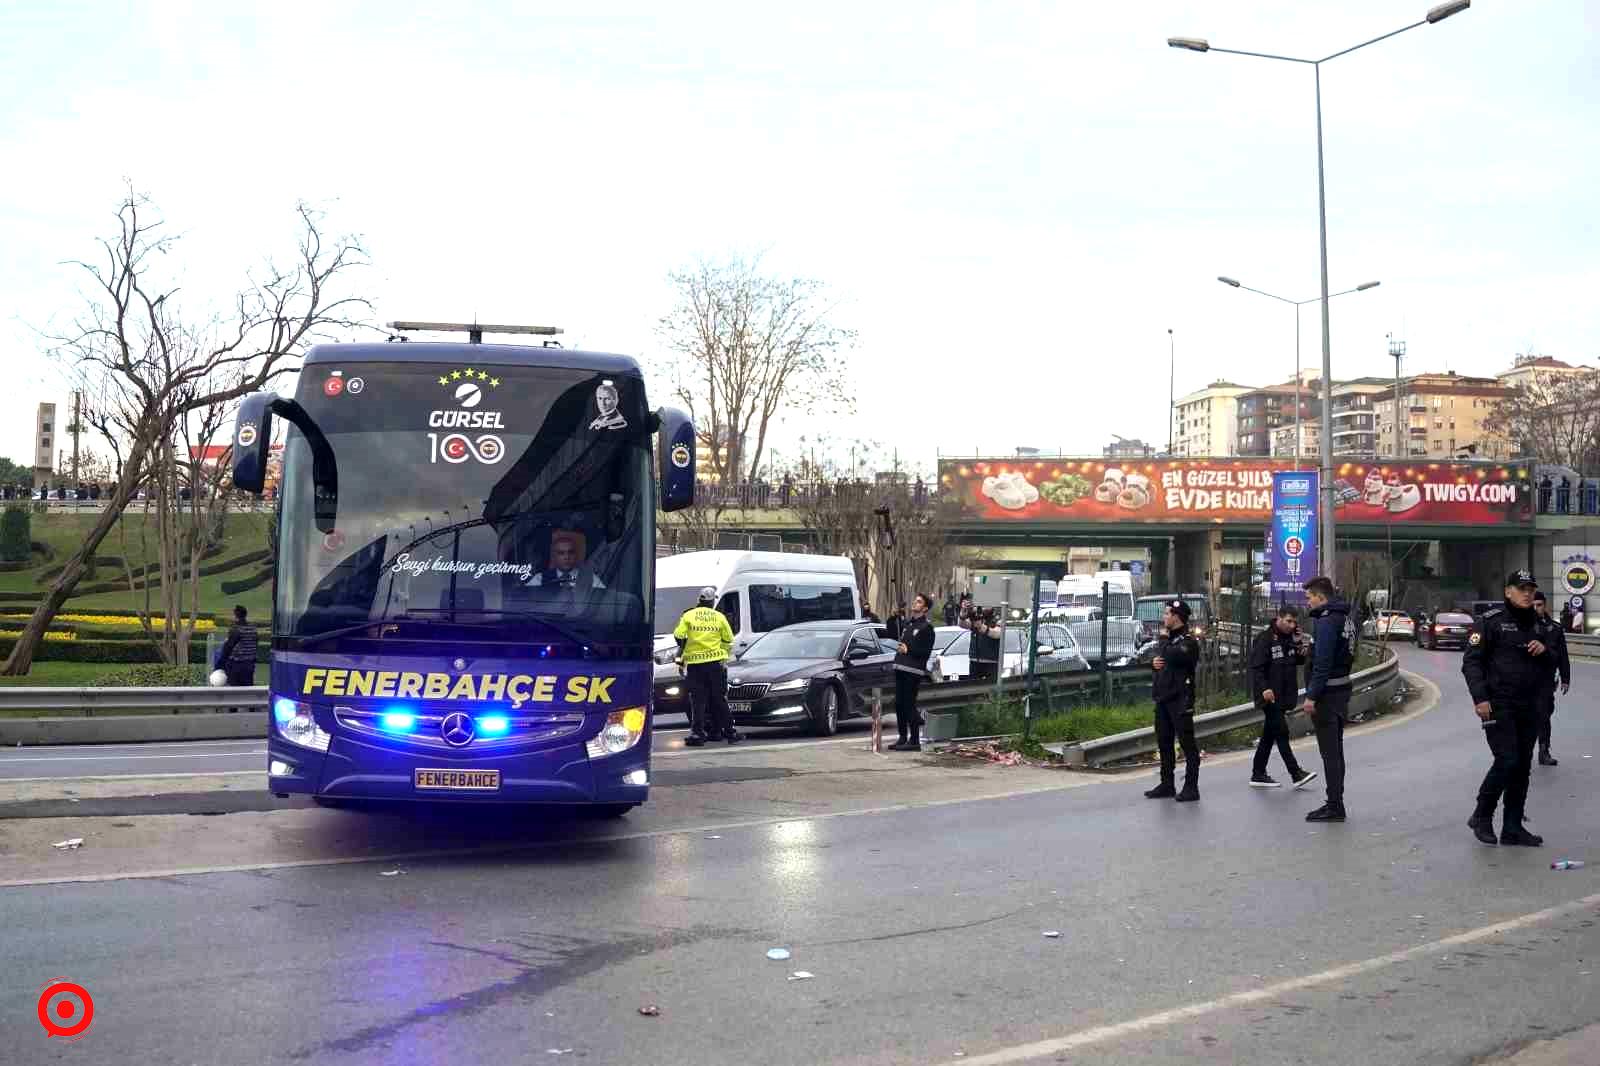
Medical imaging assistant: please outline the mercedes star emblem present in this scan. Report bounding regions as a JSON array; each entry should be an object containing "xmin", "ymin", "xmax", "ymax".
[
  {"xmin": 452, "ymin": 657, "xmax": 467, "ymax": 671},
  {"xmin": 440, "ymin": 712, "xmax": 475, "ymax": 747}
]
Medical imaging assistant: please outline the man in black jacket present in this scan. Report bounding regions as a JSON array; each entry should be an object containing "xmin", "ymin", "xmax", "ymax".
[
  {"xmin": 1532, "ymin": 591, "xmax": 1572, "ymax": 767},
  {"xmin": 1145, "ymin": 600, "xmax": 1201, "ymax": 802},
  {"xmin": 1463, "ymin": 571, "xmax": 1552, "ymax": 846},
  {"xmin": 1246, "ymin": 607, "xmax": 1318, "ymax": 790},
  {"xmin": 891, "ymin": 594, "xmax": 938, "ymax": 751},
  {"xmin": 1301, "ymin": 577, "xmax": 1356, "ymax": 822},
  {"xmin": 218, "ymin": 605, "xmax": 259, "ymax": 687}
]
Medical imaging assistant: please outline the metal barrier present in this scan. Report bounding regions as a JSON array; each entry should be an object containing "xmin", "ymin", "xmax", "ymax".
[
  {"xmin": 0, "ymin": 685, "xmax": 267, "ymax": 715},
  {"xmin": 1055, "ymin": 651, "xmax": 1402, "ymax": 768},
  {"xmin": 1569, "ymin": 634, "xmax": 1600, "ymax": 662}
]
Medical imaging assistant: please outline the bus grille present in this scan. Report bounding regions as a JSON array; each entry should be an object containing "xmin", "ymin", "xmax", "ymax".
[{"xmin": 333, "ymin": 706, "xmax": 587, "ymax": 749}]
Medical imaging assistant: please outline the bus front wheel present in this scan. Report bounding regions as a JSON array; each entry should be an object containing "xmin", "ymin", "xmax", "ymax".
[{"xmin": 590, "ymin": 804, "xmax": 636, "ymax": 818}]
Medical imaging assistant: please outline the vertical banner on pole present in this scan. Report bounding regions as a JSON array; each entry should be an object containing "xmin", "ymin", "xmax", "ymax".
[{"xmin": 1270, "ymin": 471, "xmax": 1319, "ymax": 605}]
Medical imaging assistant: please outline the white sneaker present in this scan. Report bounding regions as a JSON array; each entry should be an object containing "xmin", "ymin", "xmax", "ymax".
[{"xmin": 1292, "ymin": 770, "xmax": 1319, "ymax": 790}]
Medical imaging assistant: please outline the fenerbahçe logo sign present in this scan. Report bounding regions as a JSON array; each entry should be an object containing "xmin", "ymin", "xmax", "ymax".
[{"xmin": 1560, "ymin": 554, "xmax": 1596, "ymax": 596}]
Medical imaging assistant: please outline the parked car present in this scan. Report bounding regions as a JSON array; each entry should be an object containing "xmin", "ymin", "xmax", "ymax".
[
  {"xmin": 719, "ymin": 620, "xmax": 896, "ymax": 736},
  {"xmin": 930, "ymin": 626, "xmax": 1086, "ymax": 683},
  {"xmin": 1420, "ymin": 610, "xmax": 1474, "ymax": 650},
  {"xmin": 1362, "ymin": 610, "xmax": 1416, "ymax": 641},
  {"xmin": 1133, "ymin": 594, "xmax": 1213, "ymax": 644},
  {"xmin": 1069, "ymin": 619, "xmax": 1147, "ymax": 668}
]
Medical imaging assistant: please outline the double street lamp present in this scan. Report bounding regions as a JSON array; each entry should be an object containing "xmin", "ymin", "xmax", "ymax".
[
  {"xmin": 1169, "ymin": 0, "xmax": 1470, "ymax": 581},
  {"xmin": 1216, "ymin": 276, "xmax": 1380, "ymax": 461}
]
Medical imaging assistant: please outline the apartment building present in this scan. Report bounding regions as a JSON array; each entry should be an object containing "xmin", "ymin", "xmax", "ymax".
[
  {"xmin": 1172, "ymin": 381, "xmax": 1251, "ymax": 458},
  {"xmin": 1374, "ymin": 371, "xmax": 1511, "ymax": 459}
]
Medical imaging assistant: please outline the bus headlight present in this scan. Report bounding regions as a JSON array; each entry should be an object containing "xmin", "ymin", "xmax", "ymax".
[
  {"xmin": 273, "ymin": 696, "xmax": 331, "ymax": 753},
  {"xmin": 586, "ymin": 706, "xmax": 648, "ymax": 758}
]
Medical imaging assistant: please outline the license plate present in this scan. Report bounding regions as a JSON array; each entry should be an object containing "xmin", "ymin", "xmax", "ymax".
[
  {"xmin": 414, "ymin": 768, "xmax": 500, "ymax": 791},
  {"xmin": 729, "ymin": 701, "xmax": 752, "ymax": 714}
]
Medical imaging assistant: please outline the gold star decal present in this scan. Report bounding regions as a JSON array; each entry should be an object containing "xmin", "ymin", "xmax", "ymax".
[
  {"xmin": 450, "ymin": 370, "xmax": 462, "ymax": 380},
  {"xmin": 489, "ymin": 377, "xmax": 500, "ymax": 388},
  {"xmin": 477, "ymin": 370, "xmax": 489, "ymax": 380},
  {"xmin": 464, "ymin": 367, "xmax": 476, "ymax": 378},
  {"xmin": 437, "ymin": 376, "xmax": 449, "ymax": 387}
]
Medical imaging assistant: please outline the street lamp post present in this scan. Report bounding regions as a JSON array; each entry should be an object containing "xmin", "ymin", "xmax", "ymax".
[
  {"xmin": 1167, "ymin": 329, "xmax": 1175, "ymax": 454},
  {"xmin": 1216, "ymin": 277, "xmax": 1380, "ymax": 462},
  {"xmin": 1171, "ymin": 0, "xmax": 1471, "ymax": 583}
]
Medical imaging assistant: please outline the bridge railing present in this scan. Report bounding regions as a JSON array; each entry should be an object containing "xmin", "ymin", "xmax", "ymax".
[{"xmin": 678, "ymin": 479, "xmax": 941, "ymax": 511}]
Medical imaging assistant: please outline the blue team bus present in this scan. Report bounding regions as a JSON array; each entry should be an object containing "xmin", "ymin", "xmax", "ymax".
[{"xmin": 230, "ymin": 322, "xmax": 696, "ymax": 815}]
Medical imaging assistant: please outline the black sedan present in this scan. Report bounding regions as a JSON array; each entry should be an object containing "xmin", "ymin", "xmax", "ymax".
[
  {"xmin": 1420, "ymin": 610, "xmax": 1474, "ymax": 650},
  {"xmin": 721, "ymin": 621, "xmax": 897, "ymax": 736}
]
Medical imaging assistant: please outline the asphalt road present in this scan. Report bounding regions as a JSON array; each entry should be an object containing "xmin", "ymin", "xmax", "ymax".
[
  {"xmin": 2, "ymin": 644, "xmax": 1597, "ymax": 1065},
  {"xmin": 0, "ymin": 714, "xmax": 845, "ymax": 782}
]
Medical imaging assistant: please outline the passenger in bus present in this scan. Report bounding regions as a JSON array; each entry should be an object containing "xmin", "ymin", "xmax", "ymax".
[{"xmin": 526, "ymin": 529, "xmax": 606, "ymax": 590}]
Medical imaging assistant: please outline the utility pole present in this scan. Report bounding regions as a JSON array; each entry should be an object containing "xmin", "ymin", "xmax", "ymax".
[
  {"xmin": 1388, "ymin": 335, "xmax": 1406, "ymax": 460},
  {"xmin": 1167, "ymin": 329, "xmax": 1175, "ymax": 454}
]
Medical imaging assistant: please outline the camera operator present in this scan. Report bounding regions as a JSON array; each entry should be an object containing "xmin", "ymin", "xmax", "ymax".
[{"xmin": 967, "ymin": 604, "xmax": 1003, "ymax": 682}]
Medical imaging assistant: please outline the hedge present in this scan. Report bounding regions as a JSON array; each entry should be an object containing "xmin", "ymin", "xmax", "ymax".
[
  {"xmin": 0, "ymin": 635, "xmax": 269, "ymax": 665},
  {"xmin": 222, "ymin": 566, "xmax": 274, "ymax": 595},
  {"xmin": 89, "ymin": 664, "xmax": 202, "ymax": 687},
  {"xmin": 62, "ymin": 548, "xmax": 268, "ymax": 597},
  {"xmin": 0, "ymin": 508, "xmax": 29, "ymax": 563},
  {"xmin": 35, "ymin": 556, "xmax": 125, "ymax": 583}
]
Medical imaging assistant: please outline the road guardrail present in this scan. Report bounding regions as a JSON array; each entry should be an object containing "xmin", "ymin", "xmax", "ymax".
[
  {"xmin": 1053, "ymin": 649, "xmax": 1401, "ymax": 768},
  {"xmin": 1568, "ymin": 633, "xmax": 1600, "ymax": 662},
  {"xmin": 0, "ymin": 685, "xmax": 267, "ymax": 714},
  {"xmin": 0, "ymin": 686, "xmax": 269, "ymax": 746}
]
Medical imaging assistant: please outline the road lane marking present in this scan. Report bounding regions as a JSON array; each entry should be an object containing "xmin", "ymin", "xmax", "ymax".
[
  {"xmin": 944, "ymin": 889, "xmax": 1600, "ymax": 1066},
  {"xmin": 0, "ymin": 750, "xmax": 264, "ymax": 763}
]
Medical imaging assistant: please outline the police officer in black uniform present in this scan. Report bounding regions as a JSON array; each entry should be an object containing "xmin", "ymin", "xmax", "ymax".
[
  {"xmin": 1462, "ymin": 570, "xmax": 1551, "ymax": 846},
  {"xmin": 1145, "ymin": 599, "xmax": 1201, "ymax": 802},
  {"xmin": 1532, "ymin": 590, "xmax": 1572, "ymax": 766}
]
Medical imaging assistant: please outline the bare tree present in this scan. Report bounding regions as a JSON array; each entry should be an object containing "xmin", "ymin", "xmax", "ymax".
[
  {"xmin": 657, "ymin": 257, "xmax": 854, "ymax": 486},
  {"xmin": 3, "ymin": 192, "xmax": 367, "ymax": 675},
  {"xmin": 1485, "ymin": 363, "xmax": 1600, "ymax": 473}
]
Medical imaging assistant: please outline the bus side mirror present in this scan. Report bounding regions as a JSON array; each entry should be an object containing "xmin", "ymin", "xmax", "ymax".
[
  {"xmin": 656, "ymin": 407, "xmax": 695, "ymax": 513},
  {"xmin": 231, "ymin": 393, "xmax": 275, "ymax": 494}
]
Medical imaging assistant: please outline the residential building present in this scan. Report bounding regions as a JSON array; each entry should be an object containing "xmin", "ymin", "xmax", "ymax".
[
  {"xmin": 1328, "ymin": 377, "xmax": 1391, "ymax": 458},
  {"xmin": 1103, "ymin": 435, "xmax": 1158, "ymax": 460},
  {"xmin": 33, "ymin": 402, "xmax": 55, "ymax": 484},
  {"xmin": 1236, "ymin": 380, "xmax": 1318, "ymax": 457},
  {"xmin": 1172, "ymin": 381, "xmax": 1252, "ymax": 458},
  {"xmin": 1496, "ymin": 354, "xmax": 1591, "ymax": 391},
  {"xmin": 1374, "ymin": 371, "xmax": 1511, "ymax": 459},
  {"xmin": 1270, "ymin": 421, "xmax": 1320, "ymax": 459}
]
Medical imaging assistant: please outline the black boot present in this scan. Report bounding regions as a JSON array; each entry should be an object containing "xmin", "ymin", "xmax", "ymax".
[
  {"xmin": 1306, "ymin": 803, "xmax": 1346, "ymax": 822},
  {"xmin": 685, "ymin": 733, "xmax": 708, "ymax": 747},
  {"xmin": 1174, "ymin": 782, "xmax": 1200, "ymax": 803},
  {"xmin": 1538, "ymin": 748, "xmax": 1558, "ymax": 766},
  {"xmin": 1468, "ymin": 814, "xmax": 1498, "ymax": 846},
  {"xmin": 724, "ymin": 729, "xmax": 743, "ymax": 744},
  {"xmin": 1144, "ymin": 782, "xmax": 1176, "ymax": 799},
  {"xmin": 1501, "ymin": 825, "xmax": 1544, "ymax": 847}
]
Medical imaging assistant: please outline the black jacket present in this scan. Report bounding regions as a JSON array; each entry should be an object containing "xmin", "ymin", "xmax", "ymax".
[
  {"xmin": 1305, "ymin": 598, "xmax": 1355, "ymax": 700},
  {"xmin": 894, "ymin": 616, "xmax": 937, "ymax": 677},
  {"xmin": 220, "ymin": 621, "xmax": 258, "ymax": 668},
  {"xmin": 1151, "ymin": 627, "xmax": 1200, "ymax": 708},
  {"xmin": 1462, "ymin": 600, "xmax": 1551, "ymax": 707},
  {"xmin": 1248, "ymin": 626, "xmax": 1305, "ymax": 708},
  {"xmin": 1545, "ymin": 621, "xmax": 1572, "ymax": 688}
]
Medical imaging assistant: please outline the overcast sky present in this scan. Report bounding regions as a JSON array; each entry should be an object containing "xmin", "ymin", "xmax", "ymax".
[{"xmin": 1, "ymin": 1, "xmax": 1594, "ymax": 477}]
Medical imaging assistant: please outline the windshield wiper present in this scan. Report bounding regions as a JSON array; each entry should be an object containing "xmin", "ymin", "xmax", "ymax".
[{"xmin": 399, "ymin": 608, "xmax": 592, "ymax": 649}]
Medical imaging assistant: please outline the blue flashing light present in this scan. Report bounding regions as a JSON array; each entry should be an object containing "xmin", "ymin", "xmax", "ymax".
[
  {"xmin": 272, "ymin": 697, "xmax": 300, "ymax": 725},
  {"xmin": 477, "ymin": 715, "xmax": 510, "ymax": 735},
  {"xmin": 380, "ymin": 712, "xmax": 417, "ymax": 732}
]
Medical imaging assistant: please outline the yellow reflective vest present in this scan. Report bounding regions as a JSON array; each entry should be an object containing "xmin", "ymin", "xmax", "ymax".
[{"xmin": 673, "ymin": 606, "xmax": 734, "ymax": 665}]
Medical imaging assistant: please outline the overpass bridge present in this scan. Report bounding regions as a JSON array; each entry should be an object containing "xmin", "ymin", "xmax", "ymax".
[{"xmin": 664, "ymin": 457, "xmax": 1600, "ymax": 613}]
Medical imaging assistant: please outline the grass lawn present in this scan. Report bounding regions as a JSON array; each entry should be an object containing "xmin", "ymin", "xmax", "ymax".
[
  {"xmin": 0, "ymin": 660, "xmax": 268, "ymax": 689},
  {"xmin": 0, "ymin": 509, "xmax": 273, "ymax": 618}
]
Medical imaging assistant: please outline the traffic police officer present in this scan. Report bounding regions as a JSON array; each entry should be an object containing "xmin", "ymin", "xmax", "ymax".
[
  {"xmin": 673, "ymin": 586, "xmax": 741, "ymax": 746},
  {"xmin": 1462, "ymin": 570, "xmax": 1550, "ymax": 846},
  {"xmin": 1532, "ymin": 590, "xmax": 1571, "ymax": 766},
  {"xmin": 1145, "ymin": 599, "xmax": 1201, "ymax": 802}
]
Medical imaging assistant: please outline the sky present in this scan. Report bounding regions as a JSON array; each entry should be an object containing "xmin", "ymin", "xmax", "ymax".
[{"xmin": 1, "ymin": 1, "xmax": 1595, "ymax": 479}]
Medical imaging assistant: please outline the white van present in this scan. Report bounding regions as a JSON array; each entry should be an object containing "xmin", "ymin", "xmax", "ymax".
[
  {"xmin": 1056, "ymin": 571, "xmax": 1135, "ymax": 619},
  {"xmin": 652, "ymin": 550, "xmax": 861, "ymax": 661}
]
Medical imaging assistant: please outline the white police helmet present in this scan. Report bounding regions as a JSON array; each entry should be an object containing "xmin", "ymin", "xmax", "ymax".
[{"xmin": 698, "ymin": 586, "xmax": 717, "ymax": 604}]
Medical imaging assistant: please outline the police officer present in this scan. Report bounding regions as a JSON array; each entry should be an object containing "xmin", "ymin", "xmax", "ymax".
[
  {"xmin": 1531, "ymin": 590, "xmax": 1571, "ymax": 767},
  {"xmin": 1462, "ymin": 570, "xmax": 1549, "ymax": 846},
  {"xmin": 673, "ymin": 586, "xmax": 741, "ymax": 746},
  {"xmin": 1301, "ymin": 577, "xmax": 1356, "ymax": 822},
  {"xmin": 891, "ymin": 593, "xmax": 938, "ymax": 751},
  {"xmin": 1145, "ymin": 599, "xmax": 1201, "ymax": 802},
  {"xmin": 1246, "ymin": 606, "xmax": 1318, "ymax": 790}
]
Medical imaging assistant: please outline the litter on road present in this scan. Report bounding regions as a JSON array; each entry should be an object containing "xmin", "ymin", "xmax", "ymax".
[
  {"xmin": 788, "ymin": 971, "xmax": 814, "ymax": 981},
  {"xmin": 766, "ymin": 948, "xmax": 791, "ymax": 961},
  {"xmin": 1551, "ymin": 860, "xmax": 1586, "ymax": 871},
  {"xmin": 1042, "ymin": 931, "xmax": 1061, "ymax": 938},
  {"xmin": 51, "ymin": 838, "xmax": 84, "ymax": 850},
  {"xmin": 638, "ymin": 1005, "xmax": 660, "ymax": 1016},
  {"xmin": 379, "ymin": 870, "xmax": 403, "ymax": 877}
]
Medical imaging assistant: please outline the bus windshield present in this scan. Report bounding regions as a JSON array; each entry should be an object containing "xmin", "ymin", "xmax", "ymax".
[{"xmin": 275, "ymin": 362, "xmax": 654, "ymax": 647}]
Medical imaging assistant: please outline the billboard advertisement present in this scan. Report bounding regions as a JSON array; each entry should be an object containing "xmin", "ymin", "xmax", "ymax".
[
  {"xmin": 1269, "ymin": 471, "xmax": 1318, "ymax": 600},
  {"xmin": 937, "ymin": 458, "xmax": 1531, "ymax": 526}
]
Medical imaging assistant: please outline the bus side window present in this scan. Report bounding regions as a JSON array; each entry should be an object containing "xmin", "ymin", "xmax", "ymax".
[{"xmin": 716, "ymin": 591, "xmax": 741, "ymax": 632}]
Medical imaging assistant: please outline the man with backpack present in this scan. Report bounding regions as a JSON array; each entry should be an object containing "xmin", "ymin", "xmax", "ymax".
[
  {"xmin": 1246, "ymin": 606, "xmax": 1318, "ymax": 791},
  {"xmin": 1301, "ymin": 577, "xmax": 1356, "ymax": 822}
]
